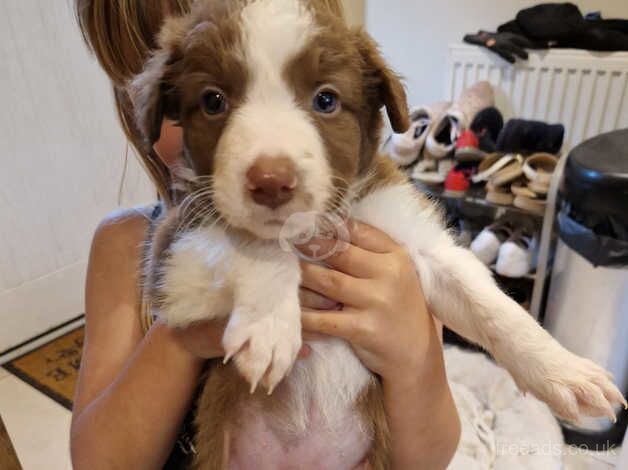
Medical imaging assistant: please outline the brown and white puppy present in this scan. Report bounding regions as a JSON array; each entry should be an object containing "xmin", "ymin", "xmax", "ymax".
[{"xmin": 133, "ymin": 1, "xmax": 627, "ymax": 468}]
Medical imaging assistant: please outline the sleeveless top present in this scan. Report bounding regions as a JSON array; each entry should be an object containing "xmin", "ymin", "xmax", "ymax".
[{"xmin": 140, "ymin": 202, "xmax": 199, "ymax": 470}]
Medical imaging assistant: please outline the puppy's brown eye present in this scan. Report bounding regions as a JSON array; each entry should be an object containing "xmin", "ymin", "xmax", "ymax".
[
  {"xmin": 201, "ymin": 90, "xmax": 228, "ymax": 115},
  {"xmin": 313, "ymin": 90, "xmax": 338, "ymax": 114}
]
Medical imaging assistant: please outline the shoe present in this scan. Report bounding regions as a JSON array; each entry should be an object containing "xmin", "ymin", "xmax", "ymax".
[
  {"xmin": 411, "ymin": 158, "xmax": 453, "ymax": 185},
  {"xmin": 455, "ymin": 130, "xmax": 486, "ymax": 162},
  {"xmin": 470, "ymin": 107, "xmax": 504, "ymax": 147},
  {"xmin": 426, "ymin": 82, "xmax": 494, "ymax": 159},
  {"xmin": 496, "ymin": 227, "xmax": 537, "ymax": 278},
  {"xmin": 470, "ymin": 219, "xmax": 514, "ymax": 265},
  {"xmin": 385, "ymin": 104, "xmax": 447, "ymax": 166},
  {"xmin": 511, "ymin": 153, "xmax": 558, "ymax": 215},
  {"xmin": 388, "ymin": 101, "xmax": 451, "ymax": 166},
  {"xmin": 496, "ymin": 119, "xmax": 565, "ymax": 155},
  {"xmin": 472, "ymin": 153, "xmax": 514, "ymax": 184},
  {"xmin": 443, "ymin": 166, "xmax": 472, "ymax": 197}
]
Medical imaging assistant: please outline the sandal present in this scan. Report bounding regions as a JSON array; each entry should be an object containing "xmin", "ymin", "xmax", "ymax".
[
  {"xmin": 471, "ymin": 153, "xmax": 512, "ymax": 183},
  {"xmin": 513, "ymin": 194, "xmax": 546, "ymax": 216},
  {"xmin": 522, "ymin": 153, "xmax": 558, "ymax": 187},
  {"xmin": 486, "ymin": 180, "xmax": 515, "ymax": 205}
]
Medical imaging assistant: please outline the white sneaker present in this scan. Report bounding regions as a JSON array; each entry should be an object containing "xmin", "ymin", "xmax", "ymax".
[
  {"xmin": 470, "ymin": 220, "xmax": 513, "ymax": 265},
  {"xmin": 496, "ymin": 228, "xmax": 537, "ymax": 278}
]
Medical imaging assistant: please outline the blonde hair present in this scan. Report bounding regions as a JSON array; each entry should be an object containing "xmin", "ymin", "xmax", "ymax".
[{"xmin": 76, "ymin": 0, "xmax": 345, "ymax": 206}]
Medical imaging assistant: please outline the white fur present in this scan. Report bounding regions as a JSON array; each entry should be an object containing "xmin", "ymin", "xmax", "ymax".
[
  {"xmin": 353, "ymin": 183, "xmax": 625, "ymax": 422},
  {"xmin": 212, "ymin": 0, "xmax": 332, "ymax": 240},
  {"xmin": 158, "ymin": 182, "xmax": 625, "ymax": 457},
  {"xmin": 160, "ymin": 226, "xmax": 302, "ymax": 392}
]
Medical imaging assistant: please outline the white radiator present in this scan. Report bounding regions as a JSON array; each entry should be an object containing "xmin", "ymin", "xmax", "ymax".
[{"xmin": 446, "ymin": 44, "xmax": 628, "ymax": 150}]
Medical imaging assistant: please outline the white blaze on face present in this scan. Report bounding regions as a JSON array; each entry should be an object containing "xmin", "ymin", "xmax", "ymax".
[{"xmin": 212, "ymin": 0, "xmax": 333, "ymax": 239}]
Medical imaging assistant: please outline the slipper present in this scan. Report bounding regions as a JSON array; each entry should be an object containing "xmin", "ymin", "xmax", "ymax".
[
  {"xmin": 513, "ymin": 195, "xmax": 546, "ymax": 216},
  {"xmin": 496, "ymin": 227, "xmax": 537, "ymax": 278},
  {"xmin": 496, "ymin": 119, "xmax": 565, "ymax": 155},
  {"xmin": 527, "ymin": 180, "xmax": 550, "ymax": 195},
  {"xmin": 471, "ymin": 219, "xmax": 514, "ymax": 265},
  {"xmin": 522, "ymin": 153, "xmax": 558, "ymax": 186},
  {"xmin": 511, "ymin": 178, "xmax": 538, "ymax": 198},
  {"xmin": 486, "ymin": 180, "xmax": 515, "ymax": 205},
  {"xmin": 426, "ymin": 82, "xmax": 494, "ymax": 159},
  {"xmin": 471, "ymin": 153, "xmax": 512, "ymax": 183},
  {"xmin": 385, "ymin": 102, "xmax": 450, "ymax": 166},
  {"xmin": 489, "ymin": 154, "xmax": 524, "ymax": 187},
  {"xmin": 411, "ymin": 158, "xmax": 453, "ymax": 185},
  {"xmin": 425, "ymin": 111, "xmax": 465, "ymax": 159},
  {"xmin": 470, "ymin": 107, "xmax": 504, "ymax": 146}
]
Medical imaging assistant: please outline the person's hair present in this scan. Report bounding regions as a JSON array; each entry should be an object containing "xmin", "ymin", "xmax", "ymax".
[{"xmin": 75, "ymin": 0, "xmax": 345, "ymax": 206}]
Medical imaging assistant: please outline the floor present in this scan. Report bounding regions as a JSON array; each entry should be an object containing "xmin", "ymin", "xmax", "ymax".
[{"xmin": 0, "ymin": 364, "xmax": 622, "ymax": 469}]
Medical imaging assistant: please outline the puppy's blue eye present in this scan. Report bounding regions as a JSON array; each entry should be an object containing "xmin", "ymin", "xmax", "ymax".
[
  {"xmin": 202, "ymin": 90, "xmax": 227, "ymax": 115},
  {"xmin": 313, "ymin": 91, "xmax": 338, "ymax": 114}
]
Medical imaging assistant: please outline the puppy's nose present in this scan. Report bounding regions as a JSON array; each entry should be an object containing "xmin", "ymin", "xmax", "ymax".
[{"xmin": 246, "ymin": 156, "xmax": 298, "ymax": 209}]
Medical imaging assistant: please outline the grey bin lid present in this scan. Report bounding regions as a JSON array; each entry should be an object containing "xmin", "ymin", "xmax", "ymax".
[{"xmin": 563, "ymin": 128, "xmax": 628, "ymax": 218}]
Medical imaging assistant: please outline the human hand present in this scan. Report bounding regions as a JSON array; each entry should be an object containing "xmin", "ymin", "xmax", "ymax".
[{"xmin": 298, "ymin": 221, "xmax": 441, "ymax": 383}]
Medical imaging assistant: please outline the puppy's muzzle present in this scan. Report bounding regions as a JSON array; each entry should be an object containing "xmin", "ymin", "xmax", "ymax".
[{"xmin": 246, "ymin": 156, "xmax": 298, "ymax": 209}]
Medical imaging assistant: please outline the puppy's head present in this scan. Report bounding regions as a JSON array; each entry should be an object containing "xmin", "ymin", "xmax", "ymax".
[{"xmin": 133, "ymin": 0, "xmax": 408, "ymax": 239}]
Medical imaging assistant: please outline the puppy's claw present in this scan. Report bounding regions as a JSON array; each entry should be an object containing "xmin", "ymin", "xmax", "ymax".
[{"xmin": 223, "ymin": 352, "xmax": 234, "ymax": 365}]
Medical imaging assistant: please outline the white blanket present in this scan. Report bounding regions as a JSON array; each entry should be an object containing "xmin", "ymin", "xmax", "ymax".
[{"xmin": 444, "ymin": 347, "xmax": 564, "ymax": 470}]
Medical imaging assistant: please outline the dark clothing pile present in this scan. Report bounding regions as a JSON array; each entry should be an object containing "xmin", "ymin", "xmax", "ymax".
[{"xmin": 465, "ymin": 3, "xmax": 628, "ymax": 63}]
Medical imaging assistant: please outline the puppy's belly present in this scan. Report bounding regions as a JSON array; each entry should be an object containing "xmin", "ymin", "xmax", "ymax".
[
  {"xmin": 228, "ymin": 405, "xmax": 370, "ymax": 470},
  {"xmin": 228, "ymin": 339, "xmax": 373, "ymax": 470}
]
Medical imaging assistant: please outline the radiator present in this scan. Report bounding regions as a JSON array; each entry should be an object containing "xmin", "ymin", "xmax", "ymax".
[{"xmin": 446, "ymin": 44, "xmax": 628, "ymax": 150}]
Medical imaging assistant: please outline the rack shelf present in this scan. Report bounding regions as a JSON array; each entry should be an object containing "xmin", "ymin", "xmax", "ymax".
[{"xmin": 413, "ymin": 181, "xmax": 544, "ymax": 219}]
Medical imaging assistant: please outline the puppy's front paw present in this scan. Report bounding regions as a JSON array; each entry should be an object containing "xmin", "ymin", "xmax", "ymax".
[
  {"xmin": 510, "ymin": 344, "xmax": 627, "ymax": 423},
  {"xmin": 222, "ymin": 306, "xmax": 301, "ymax": 394}
]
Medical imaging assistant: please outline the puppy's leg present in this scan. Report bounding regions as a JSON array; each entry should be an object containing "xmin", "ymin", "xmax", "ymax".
[
  {"xmin": 357, "ymin": 381, "xmax": 391, "ymax": 470},
  {"xmin": 353, "ymin": 183, "xmax": 627, "ymax": 423},
  {"xmin": 151, "ymin": 224, "xmax": 236, "ymax": 327},
  {"xmin": 193, "ymin": 363, "xmax": 247, "ymax": 470},
  {"xmin": 222, "ymin": 244, "xmax": 302, "ymax": 393}
]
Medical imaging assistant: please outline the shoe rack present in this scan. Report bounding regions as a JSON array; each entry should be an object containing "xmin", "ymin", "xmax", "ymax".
[{"xmin": 414, "ymin": 153, "xmax": 567, "ymax": 321}]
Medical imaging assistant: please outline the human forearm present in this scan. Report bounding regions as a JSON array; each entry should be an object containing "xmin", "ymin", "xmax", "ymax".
[
  {"xmin": 382, "ymin": 330, "xmax": 460, "ymax": 470},
  {"xmin": 71, "ymin": 322, "xmax": 204, "ymax": 470}
]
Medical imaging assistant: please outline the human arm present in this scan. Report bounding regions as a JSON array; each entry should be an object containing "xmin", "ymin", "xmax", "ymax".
[
  {"xmin": 70, "ymin": 213, "xmax": 209, "ymax": 470},
  {"xmin": 299, "ymin": 222, "xmax": 461, "ymax": 469}
]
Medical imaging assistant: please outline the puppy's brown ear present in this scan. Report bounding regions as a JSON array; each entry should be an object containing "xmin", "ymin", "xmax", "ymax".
[
  {"xmin": 130, "ymin": 18, "xmax": 187, "ymax": 148},
  {"xmin": 356, "ymin": 31, "xmax": 409, "ymax": 133}
]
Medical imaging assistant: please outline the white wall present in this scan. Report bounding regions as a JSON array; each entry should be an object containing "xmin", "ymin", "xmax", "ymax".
[
  {"xmin": 0, "ymin": 1, "xmax": 154, "ymax": 352},
  {"xmin": 366, "ymin": 0, "xmax": 628, "ymax": 107}
]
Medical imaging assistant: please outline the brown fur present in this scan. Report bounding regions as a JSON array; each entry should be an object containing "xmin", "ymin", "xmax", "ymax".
[{"xmin": 134, "ymin": 1, "xmax": 410, "ymax": 467}]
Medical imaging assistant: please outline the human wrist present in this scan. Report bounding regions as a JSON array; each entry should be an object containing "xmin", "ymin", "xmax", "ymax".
[
  {"xmin": 149, "ymin": 320, "xmax": 206, "ymax": 370},
  {"xmin": 382, "ymin": 343, "xmax": 448, "ymax": 398}
]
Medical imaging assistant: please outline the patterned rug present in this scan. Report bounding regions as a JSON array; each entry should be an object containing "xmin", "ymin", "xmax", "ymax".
[{"xmin": 3, "ymin": 327, "xmax": 83, "ymax": 410}]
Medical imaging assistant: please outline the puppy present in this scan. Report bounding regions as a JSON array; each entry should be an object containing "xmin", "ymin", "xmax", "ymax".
[{"xmin": 132, "ymin": 0, "xmax": 627, "ymax": 468}]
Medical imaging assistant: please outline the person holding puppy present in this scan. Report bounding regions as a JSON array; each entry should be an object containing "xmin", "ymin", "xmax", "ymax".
[{"xmin": 71, "ymin": 1, "xmax": 461, "ymax": 468}]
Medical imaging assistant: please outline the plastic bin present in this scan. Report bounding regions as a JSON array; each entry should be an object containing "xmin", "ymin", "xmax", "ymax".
[{"xmin": 544, "ymin": 129, "xmax": 628, "ymax": 446}]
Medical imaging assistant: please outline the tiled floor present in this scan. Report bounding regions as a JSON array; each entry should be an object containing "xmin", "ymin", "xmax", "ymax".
[
  {"xmin": 0, "ymin": 367, "xmax": 72, "ymax": 470},
  {"xmin": 0, "ymin": 365, "xmax": 622, "ymax": 469}
]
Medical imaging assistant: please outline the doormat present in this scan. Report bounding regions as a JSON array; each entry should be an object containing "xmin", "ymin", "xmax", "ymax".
[{"xmin": 3, "ymin": 327, "xmax": 83, "ymax": 411}]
